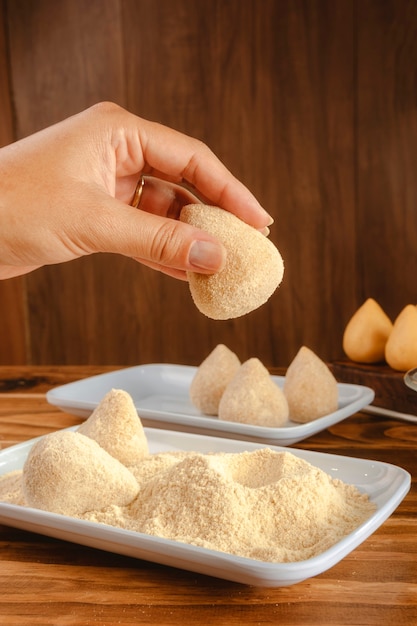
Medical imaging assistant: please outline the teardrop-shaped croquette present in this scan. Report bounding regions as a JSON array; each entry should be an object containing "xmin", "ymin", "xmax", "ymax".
[
  {"xmin": 180, "ymin": 205, "xmax": 284, "ymax": 319},
  {"xmin": 78, "ymin": 388, "xmax": 148, "ymax": 466},
  {"xmin": 23, "ymin": 430, "xmax": 139, "ymax": 516},
  {"xmin": 190, "ymin": 344, "xmax": 241, "ymax": 415},
  {"xmin": 385, "ymin": 305, "xmax": 417, "ymax": 371},
  {"xmin": 283, "ymin": 346, "xmax": 338, "ymax": 423},
  {"xmin": 343, "ymin": 298, "xmax": 393, "ymax": 363},
  {"xmin": 218, "ymin": 358, "xmax": 289, "ymax": 427}
]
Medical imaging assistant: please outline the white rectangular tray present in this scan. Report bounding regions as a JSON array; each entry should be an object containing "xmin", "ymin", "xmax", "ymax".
[
  {"xmin": 0, "ymin": 428, "xmax": 409, "ymax": 587},
  {"xmin": 46, "ymin": 364, "xmax": 375, "ymax": 445}
]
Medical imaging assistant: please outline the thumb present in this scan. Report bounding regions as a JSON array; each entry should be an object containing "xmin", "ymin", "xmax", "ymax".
[{"xmin": 88, "ymin": 200, "xmax": 227, "ymax": 278}]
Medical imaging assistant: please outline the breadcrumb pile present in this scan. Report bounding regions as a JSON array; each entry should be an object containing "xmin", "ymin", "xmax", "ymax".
[{"xmin": 0, "ymin": 388, "xmax": 375, "ymax": 563}]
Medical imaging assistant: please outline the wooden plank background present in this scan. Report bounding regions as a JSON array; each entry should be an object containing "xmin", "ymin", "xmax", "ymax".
[{"xmin": 0, "ymin": 0, "xmax": 416, "ymax": 368}]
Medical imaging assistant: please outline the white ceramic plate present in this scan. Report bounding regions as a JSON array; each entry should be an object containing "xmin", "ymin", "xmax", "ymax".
[
  {"xmin": 0, "ymin": 428, "xmax": 410, "ymax": 587},
  {"xmin": 46, "ymin": 364, "xmax": 375, "ymax": 445}
]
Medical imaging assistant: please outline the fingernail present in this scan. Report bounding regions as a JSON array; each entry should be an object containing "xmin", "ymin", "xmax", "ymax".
[
  {"xmin": 256, "ymin": 205, "xmax": 274, "ymax": 226},
  {"xmin": 259, "ymin": 226, "xmax": 270, "ymax": 236},
  {"xmin": 189, "ymin": 240, "xmax": 226, "ymax": 272}
]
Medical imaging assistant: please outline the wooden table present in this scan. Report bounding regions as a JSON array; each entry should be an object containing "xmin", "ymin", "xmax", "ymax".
[{"xmin": 1, "ymin": 366, "xmax": 416, "ymax": 625}]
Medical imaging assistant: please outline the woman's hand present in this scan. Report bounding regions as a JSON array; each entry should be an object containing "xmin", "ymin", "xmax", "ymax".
[{"xmin": 0, "ymin": 102, "xmax": 272, "ymax": 280}]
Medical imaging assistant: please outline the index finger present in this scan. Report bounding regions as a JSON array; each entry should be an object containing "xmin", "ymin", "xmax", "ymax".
[{"xmin": 112, "ymin": 109, "xmax": 273, "ymax": 230}]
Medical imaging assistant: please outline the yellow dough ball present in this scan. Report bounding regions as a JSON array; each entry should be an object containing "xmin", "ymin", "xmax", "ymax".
[
  {"xmin": 342, "ymin": 298, "xmax": 393, "ymax": 363},
  {"xmin": 385, "ymin": 304, "xmax": 417, "ymax": 371}
]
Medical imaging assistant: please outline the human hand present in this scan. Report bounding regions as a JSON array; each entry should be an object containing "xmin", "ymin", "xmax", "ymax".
[{"xmin": 0, "ymin": 102, "xmax": 272, "ymax": 280}]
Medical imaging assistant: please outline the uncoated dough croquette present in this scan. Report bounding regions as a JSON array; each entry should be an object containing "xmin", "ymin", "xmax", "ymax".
[{"xmin": 189, "ymin": 344, "xmax": 240, "ymax": 415}]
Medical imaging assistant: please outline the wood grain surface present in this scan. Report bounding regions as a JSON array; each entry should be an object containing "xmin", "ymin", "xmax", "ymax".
[
  {"xmin": 0, "ymin": 0, "xmax": 416, "ymax": 369},
  {"xmin": 331, "ymin": 359, "xmax": 417, "ymax": 414},
  {"xmin": 1, "ymin": 366, "xmax": 416, "ymax": 625}
]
